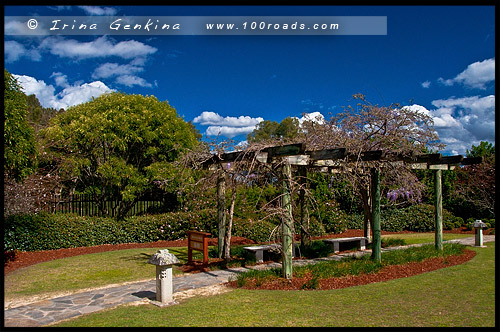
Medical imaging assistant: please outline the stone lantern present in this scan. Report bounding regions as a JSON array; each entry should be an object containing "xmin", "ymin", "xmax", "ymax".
[
  {"xmin": 148, "ymin": 249, "xmax": 180, "ymax": 305},
  {"xmin": 472, "ymin": 220, "xmax": 488, "ymax": 247}
]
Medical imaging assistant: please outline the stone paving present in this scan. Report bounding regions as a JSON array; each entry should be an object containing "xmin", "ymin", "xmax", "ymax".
[{"xmin": 3, "ymin": 235, "xmax": 494, "ymax": 327}]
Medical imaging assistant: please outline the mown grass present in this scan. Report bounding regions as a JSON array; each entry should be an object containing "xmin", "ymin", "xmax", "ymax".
[
  {"xmin": 382, "ymin": 232, "xmax": 472, "ymax": 245},
  {"xmin": 4, "ymin": 232, "xmax": 472, "ymax": 301},
  {"xmin": 4, "ymin": 246, "xmax": 208, "ymax": 300},
  {"xmin": 55, "ymin": 242, "xmax": 495, "ymax": 327}
]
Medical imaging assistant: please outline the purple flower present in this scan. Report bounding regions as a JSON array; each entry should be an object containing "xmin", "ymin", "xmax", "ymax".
[{"xmin": 387, "ymin": 190, "xmax": 398, "ymax": 202}]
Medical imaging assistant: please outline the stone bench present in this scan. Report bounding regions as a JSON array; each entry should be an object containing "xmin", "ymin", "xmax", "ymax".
[
  {"xmin": 322, "ymin": 237, "xmax": 368, "ymax": 253},
  {"xmin": 243, "ymin": 243, "xmax": 297, "ymax": 263}
]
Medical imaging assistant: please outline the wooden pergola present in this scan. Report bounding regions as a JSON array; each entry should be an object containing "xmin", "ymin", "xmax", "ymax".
[{"xmin": 202, "ymin": 143, "xmax": 482, "ymax": 279}]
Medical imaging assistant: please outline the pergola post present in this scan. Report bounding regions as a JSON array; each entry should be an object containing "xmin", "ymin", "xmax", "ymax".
[
  {"xmin": 281, "ymin": 162, "xmax": 293, "ymax": 279},
  {"xmin": 298, "ymin": 165, "xmax": 311, "ymax": 250},
  {"xmin": 363, "ymin": 188, "xmax": 372, "ymax": 243},
  {"xmin": 434, "ymin": 169, "xmax": 443, "ymax": 251},
  {"xmin": 371, "ymin": 168, "xmax": 381, "ymax": 263},
  {"xmin": 217, "ymin": 173, "xmax": 226, "ymax": 258}
]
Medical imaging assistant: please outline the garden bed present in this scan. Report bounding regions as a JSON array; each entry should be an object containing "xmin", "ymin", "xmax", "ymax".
[{"xmin": 225, "ymin": 249, "xmax": 476, "ymax": 291}]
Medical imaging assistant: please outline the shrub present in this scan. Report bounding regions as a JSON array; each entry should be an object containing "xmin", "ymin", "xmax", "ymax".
[
  {"xmin": 346, "ymin": 214, "xmax": 364, "ymax": 230},
  {"xmin": 381, "ymin": 204, "xmax": 463, "ymax": 232},
  {"xmin": 232, "ymin": 218, "xmax": 277, "ymax": 243},
  {"xmin": 311, "ymin": 203, "xmax": 350, "ymax": 234}
]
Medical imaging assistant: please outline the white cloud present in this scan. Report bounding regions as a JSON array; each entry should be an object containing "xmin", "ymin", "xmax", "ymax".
[
  {"xmin": 13, "ymin": 74, "xmax": 58, "ymax": 108},
  {"xmin": 50, "ymin": 72, "xmax": 70, "ymax": 88},
  {"xmin": 403, "ymin": 104, "xmax": 430, "ymax": 116},
  {"xmin": 205, "ymin": 126, "xmax": 259, "ymax": 138},
  {"xmin": 296, "ymin": 111, "xmax": 325, "ymax": 126},
  {"xmin": 92, "ymin": 62, "xmax": 151, "ymax": 88},
  {"xmin": 4, "ymin": 40, "xmax": 41, "ymax": 63},
  {"xmin": 406, "ymin": 95, "xmax": 495, "ymax": 155},
  {"xmin": 421, "ymin": 80, "xmax": 431, "ymax": 88},
  {"xmin": 193, "ymin": 111, "xmax": 264, "ymax": 127},
  {"xmin": 78, "ymin": 6, "xmax": 118, "ymax": 16},
  {"xmin": 193, "ymin": 111, "xmax": 264, "ymax": 138},
  {"xmin": 39, "ymin": 36, "xmax": 157, "ymax": 60},
  {"xmin": 57, "ymin": 81, "xmax": 114, "ymax": 108},
  {"xmin": 438, "ymin": 58, "xmax": 495, "ymax": 89},
  {"xmin": 13, "ymin": 74, "xmax": 114, "ymax": 110},
  {"xmin": 115, "ymin": 75, "xmax": 152, "ymax": 88},
  {"xmin": 92, "ymin": 62, "xmax": 144, "ymax": 79}
]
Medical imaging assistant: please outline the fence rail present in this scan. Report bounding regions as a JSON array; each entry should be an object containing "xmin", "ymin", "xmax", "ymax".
[{"xmin": 45, "ymin": 193, "xmax": 164, "ymax": 217}]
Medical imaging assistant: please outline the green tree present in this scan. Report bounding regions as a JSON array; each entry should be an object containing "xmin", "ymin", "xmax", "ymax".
[
  {"xmin": 4, "ymin": 70, "xmax": 37, "ymax": 182},
  {"xmin": 41, "ymin": 92, "xmax": 199, "ymax": 219},
  {"xmin": 466, "ymin": 141, "xmax": 495, "ymax": 164},
  {"xmin": 247, "ymin": 120, "xmax": 280, "ymax": 142},
  {"xmin": 26, "ymin": 94, "xmax": 60, "ymax": 132},
  {"xmin": 247, "ymin": 117, "xmax": 300, "ymax": 143}
]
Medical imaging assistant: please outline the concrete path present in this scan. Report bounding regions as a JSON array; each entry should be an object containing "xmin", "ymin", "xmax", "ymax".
[{"xmin": 3, "ymin": 235, "xmax": 495, "ymax": 327}]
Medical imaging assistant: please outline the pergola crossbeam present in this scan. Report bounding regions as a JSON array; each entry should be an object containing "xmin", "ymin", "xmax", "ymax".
[{"xmin": 203, "ymin": 145, "xmax": 481, "ymax": 170}]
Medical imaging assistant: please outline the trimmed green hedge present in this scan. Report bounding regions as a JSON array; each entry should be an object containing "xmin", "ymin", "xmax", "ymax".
[
  {"xmin": 4, "ymin": 203, "xmax": 466, "ymax": 252},
  {"xmin": 4, "ymin": 209, "xmax": 279, "ymax": 252},
  {"xmin": 4, "ymin": 210, "xmax": 219, "ymax": 252}
]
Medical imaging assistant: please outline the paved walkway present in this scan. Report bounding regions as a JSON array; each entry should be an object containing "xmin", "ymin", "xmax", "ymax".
[{"xmin": 3, "ymin": 235, "xmax": 495, "ymax": 327}]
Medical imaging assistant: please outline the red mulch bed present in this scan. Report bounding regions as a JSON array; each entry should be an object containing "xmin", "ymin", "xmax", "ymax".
[
  {"xmin": 4, "ymin": 227, "xmax": 485, "ymax": 277},
  {"xmin": 226, "ymin": 249, "xmax": 476, "ymax": 291}
]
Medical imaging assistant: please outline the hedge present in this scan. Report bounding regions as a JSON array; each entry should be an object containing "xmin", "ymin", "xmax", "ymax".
[
  {"xmin": 4, "ymin": 204, "xmax": 466, "ymax": 252},
  {"xmin": 4, "ymin": 209, "xmax": 279, "ymax": 252},
  {"xmin": 3, "ymin": 210, "xmax": 218, "ymax": 252}
]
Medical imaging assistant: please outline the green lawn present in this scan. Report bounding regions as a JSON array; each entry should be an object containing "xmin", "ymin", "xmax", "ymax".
[
  {"xmin": 54, "ymin": 242, "xmax": 495, "ymax": 327},
  {"xmin": 4, "ymin": 246, "xmax": 209, "ymax": 300},
  {"xmin": 382, "ymin": 232, "xmax": 473, "ymax": 245},
  {"xmin": 4, "ymin": 232, "xmax": 474, "ymax": 301}
]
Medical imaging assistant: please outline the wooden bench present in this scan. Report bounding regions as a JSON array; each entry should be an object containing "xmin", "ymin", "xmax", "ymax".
[
  {"xmin": 322, "ymin": 237, "xmax": 368, "ymax": 253},
  {"xmin": 243, "ymin": 244, "xmax": 297, "ymax": 263}
]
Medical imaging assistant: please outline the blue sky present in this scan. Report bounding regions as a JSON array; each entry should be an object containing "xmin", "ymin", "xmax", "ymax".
[{"xmin": 4, "ymin": 5, "xmax": 496, "ymax": 155}]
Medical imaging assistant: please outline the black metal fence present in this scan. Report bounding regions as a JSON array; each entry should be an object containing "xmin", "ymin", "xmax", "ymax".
[{"xmin": 46, "ymin": 193, "xmax": 165, "ymax": 217}]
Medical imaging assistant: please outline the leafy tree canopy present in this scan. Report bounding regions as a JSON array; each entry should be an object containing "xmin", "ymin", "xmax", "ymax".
[
  {"xmin": 467, "ymin": 141, "xmax": 495, "ymax": 165},
  {"xmin": 41, "ymin": 92, "xmax": 199, "ymax": 218},
  {"xmin": 247, "ymin": 117, "xmax": 301, "ymax": 143},
  {"xmin": 4, "ymin": 69, "xmax": 38, "ymax": 182}
]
